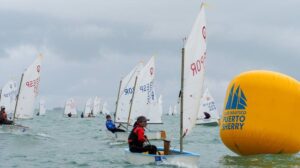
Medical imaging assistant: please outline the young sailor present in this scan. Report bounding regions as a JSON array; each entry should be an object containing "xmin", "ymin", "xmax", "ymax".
[
  {"xmin": 128, "ymin": 116, "xmax": 157, "ymax": 154},
  {"xmin": 0, "ymin": 106, "xmax": 14, "ymax": 125},
  {"xmin": 105, "ymin": 115, "xmax": 125, "ymax": 133}
]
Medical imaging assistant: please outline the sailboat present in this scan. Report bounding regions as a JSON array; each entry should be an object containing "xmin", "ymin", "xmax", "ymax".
[
  {"xmin": 167, "ymin": 105, "xmax": 173, "ymax": 116},
  {"xmin": 130, "ymin": 56, "xmax": 163, "ymax": 124},
  {"xmin": 173, "ymin": 104, "xmax": 178, "ymax": 116},
  {"xmin": 110, "ymin": 59, "xmax": 165, "ymax": 142},
  {"xmin": 0, "ymin": 80, "xmax": 18, "ymax": 121},
  {"xmin": 196, "ymin": 88, "xmax": 219, "ymax": 126},
  {"xmin": 93, "ymin": 96, "xmax": 101, "ymax": 116},
  {"xmin": 125, "ymin": 3, "xmax": 207, "ymax": 166},
  {"xmin": 83, "ymin": 98, "xmax": 93, "ymax": 117},
  {"xmin": 1, "ymin": 54, "xmax": 43, "ymax": 132},
  {"xmin": 37, "ymin": 99, "xmax": 46, "ymax": 116},
  {"xmin": 64, "ymin": 98, "xmax": 77, "ymax": 117},
  {"xmin": 101, "ymin": 101, "xmax": 110, "ymax": 115}
]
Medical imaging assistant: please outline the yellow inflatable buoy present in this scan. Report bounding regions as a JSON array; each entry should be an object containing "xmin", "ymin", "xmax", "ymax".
[{"xmin": 220, "ymin": 70, "xmax": 300, "ymax": 155}]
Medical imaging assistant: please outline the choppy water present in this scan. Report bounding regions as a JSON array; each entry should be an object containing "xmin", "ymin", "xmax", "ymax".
[{"xmin": 1, "ymin": 110, "xmax": 300, "ymax": 168}]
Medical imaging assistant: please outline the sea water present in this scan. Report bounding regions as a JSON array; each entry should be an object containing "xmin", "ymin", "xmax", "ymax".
[{"xmin": 1, "ymin": 109, "xmax": 300, "ymax": 168}]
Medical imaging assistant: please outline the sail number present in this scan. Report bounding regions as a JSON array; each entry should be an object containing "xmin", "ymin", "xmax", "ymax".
[
  {"xmin": 190, "ymin": 52, "xmax": 206, "ymax": 76},
  {"xmin": 124, "ymin": 87, "xmax": 134, "ymax": 95}
]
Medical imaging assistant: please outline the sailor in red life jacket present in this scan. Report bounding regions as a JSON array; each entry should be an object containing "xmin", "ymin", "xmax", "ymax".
[
  {"xmin": 0, "ymin": 106, "xmax": 13, "ymax": 125},
  {"xmin": 128, "ymin": 116, "xmax": 157, "ymax": 154}
]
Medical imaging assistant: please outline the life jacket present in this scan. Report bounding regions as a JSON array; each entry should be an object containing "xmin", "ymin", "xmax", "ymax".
[
  {"xmin": 128, "ymin": 126, "xmax": 144, "ymax": 148},
  {"xmin": 0, "ymin": 112, "xmax": 6, "ymax": 122}
]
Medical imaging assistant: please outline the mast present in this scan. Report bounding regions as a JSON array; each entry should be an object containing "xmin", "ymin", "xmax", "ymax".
[
  {"xmin": 114, "ymin": 80, "xmax": 122, "ymax": 123},
  {"xmin": 180, "ymin": 47, "xmax": 185, "ymax": 152},
  {"xmin": 127, "ymin": 76, "xmax": 138, "ymax": 130},
  {"xmin": 13, "ymin": 73, "xmax": 24, "ymax": 122}
]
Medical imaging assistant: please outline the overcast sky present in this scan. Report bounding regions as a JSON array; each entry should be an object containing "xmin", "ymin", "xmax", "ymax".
[{"xmin": 0, "ymin": 0, "xmax": 299, "ymax": 113}]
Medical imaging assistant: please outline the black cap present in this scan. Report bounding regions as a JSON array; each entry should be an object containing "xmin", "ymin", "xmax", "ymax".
[{"xmin": 136, "ymin": 116, "xmax": 149, "ymax": 123}]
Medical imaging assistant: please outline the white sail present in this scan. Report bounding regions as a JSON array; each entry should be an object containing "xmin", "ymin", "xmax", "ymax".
[
  {"xmin": 0, "ymin": 80, "xmax": 18, "ymax": 120},
  {"xmin": 115, "ymin": 62, "xmax": 144, "ymax": 123},
  {"xmin": 102, "ymin": 101, "xmax": 109, "ymax": 115},
  {"xmin": 173, "ymin": 104, "xmax": 178, "ymax": 116},
  {"xmin": 168, "ymin": 105, "xmax": 172, "ymax": 116},
  {"xmin": 15, "ymin": 55, "xmax": 43, "ymax": 119},
  {"xmin": 84, "ymin": 98, "xmax": 93, "ymax": 117},
  {"xmin": 64, "ymin": 98, "xmax": 77, "ymax": 116},
  {"xmin": 38, "ymin": 99, "xmax": 46, "ymax": 116},
  {"xmin": 147, "ymin": 94, "xmax": 163, "ymax": 123},
  {"xmin": 93, "ymin": 96, "xmax": 101, "ymax": 116},
  {"xmin": 196, "ymin": 88, "xmax": 219, "ymax": 124},
  {"xmin": 182, "ymin": 4, "xmax": 207, "ymax": 136},
  {"xmin": 130, "ymin": 57, "xmax": 162, "ymax": 124}
]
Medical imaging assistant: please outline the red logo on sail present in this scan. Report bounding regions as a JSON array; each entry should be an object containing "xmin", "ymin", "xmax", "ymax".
[
  {"xmin": 150, "ymin": 67, "xmax": 154, "ymax": 75},
  {"xmin": 202, "ymin": 26, "xmax": 206, "ymax": 40}
]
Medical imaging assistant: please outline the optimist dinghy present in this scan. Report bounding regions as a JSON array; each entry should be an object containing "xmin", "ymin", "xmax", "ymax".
[{"xmin": 125, "ymin": 3, "xmax": 208, "ymax": 167}]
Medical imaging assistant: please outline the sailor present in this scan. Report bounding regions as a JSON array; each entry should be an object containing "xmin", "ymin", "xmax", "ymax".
[
  {"xmin": 0, "ymin": 106, "xmax": 14, "ymax": 125},
  {"xmin": 105, "ymin": 115, "xmax": 125, "ymax": 133},
  {"xmin": 128, "ymin": 116, "xmax": 157, "ymax": 154}
]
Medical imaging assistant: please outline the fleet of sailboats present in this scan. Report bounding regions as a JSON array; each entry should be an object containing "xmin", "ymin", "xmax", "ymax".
[
  {"xmin": 125, "ymin": 3, "xmax": 207, "ymax": 166},
  {"xmin": 0, "ymin": 2, "xmax": 216, "ymax": 167}
]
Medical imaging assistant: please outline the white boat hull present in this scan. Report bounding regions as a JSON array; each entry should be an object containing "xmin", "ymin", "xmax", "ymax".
[
  {"xmin": 0, "ymin": 124, "xmax": 29, "ymax": 133},
  {"xmin": 125, "ymin": 147, "xmax": 200, "ymax": 167},
  {"xmin": 196, "ymin": 118, "xmax": 219, "ymax": 126},
  {"xmin": 106, "ymin": 130, "xmax": 166, "ymax": 142}
]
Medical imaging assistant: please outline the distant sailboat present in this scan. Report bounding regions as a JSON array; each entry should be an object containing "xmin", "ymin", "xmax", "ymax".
[
  {"xmin": 125, "ymin": 3, "xmax": 207, "ymax": 166},
  {"xmin": 167, "ymin": 105, "xmax": 172, "ymax": 116},
  {"xmin": 83, "ymin": 98, "xmax": 93, "ymax": 117},
  {"xmin": 101, "ymin": 101, "xmax": 110, "ymax": 115},
  {"xmin": 37, "ymin": 99, "xmax": 46, "ymax": 116},
  {"xmin": 93, "ymin": 96, "xmax": 101, "ymax": 116},
  {"xmin": 64, "ymin": 98, "xmax": 77, "ymax": 118},
  {"xmin": 173, "ymin": 104, "xmax": 178, "ymax": 116},
  {"xmin": 0, "ymin": 80, "xmax": 18, "ymax": 121},
  {"xmin": 196, "ymin": 88, "xmax": 219, "ymax": 126}
]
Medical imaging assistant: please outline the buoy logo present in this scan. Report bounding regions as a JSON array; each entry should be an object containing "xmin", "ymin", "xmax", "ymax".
[
  {"xmin": 222, "ymin": 84, "xmax": 247, "ymax": 130},
  {"xmin": 225, "ymin": 85, "xmax": 247, "ymax": 110}
]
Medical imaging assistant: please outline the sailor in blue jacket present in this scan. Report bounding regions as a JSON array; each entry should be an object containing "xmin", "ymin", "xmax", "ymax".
[{"xmin": 105, "ymin": 115, "xmax": 125, "ymax": 133}]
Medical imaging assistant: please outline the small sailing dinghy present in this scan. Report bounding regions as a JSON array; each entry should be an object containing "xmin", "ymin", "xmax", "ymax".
[
  {"xmin": 93, "ymin": 96, "xmax": 101, "ymax": 116},
  {"xmin": 125, "ymin": 3, "xmax": 207, "ymax": 167},
  {"xmin": 196, "ymin": 88, "xmax": 219, "ymax": 126},
  {"xmin": 1, "ymin": 54, "xmax": 43, "ymax": 132},
  {"xmin": 0, "ymin": 80, "xmax": 18, "ymax": 121},
  {"xmin": 110, "ymin": 58, "xmax": 166, "ymax": 142},
  {"xmin": 83, "ymin": 97, "xmax": 94, "ymax": 118},
  {"xmin": 64, "ymin": 98, "xmax": 78, "ymax": 118},
  {"xmin": 37, "ymin": 99, "xmax": 46, "ymax": 116}
]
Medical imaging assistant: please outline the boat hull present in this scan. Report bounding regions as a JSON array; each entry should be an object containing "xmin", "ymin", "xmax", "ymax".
[
  {"xmin": 0, "ymin": 124, "xmax": 29, "ymax": 133},
  {"xmin": 106, "ymin": 130, "xmax": 166, "ymax": 142},
  {"xmin": 196, "ymin": 118, "xmax": 219, "ymax": 126},
  {"xmin": 125, "ymin": 147, "xmax": 200, "ymax": 167}
]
